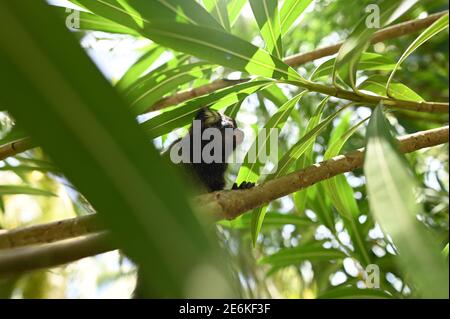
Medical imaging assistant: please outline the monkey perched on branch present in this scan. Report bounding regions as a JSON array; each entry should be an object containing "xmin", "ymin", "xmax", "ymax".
[{"xmin": 134, "ymin": 108, "xmax": 254, "ymax": 298}]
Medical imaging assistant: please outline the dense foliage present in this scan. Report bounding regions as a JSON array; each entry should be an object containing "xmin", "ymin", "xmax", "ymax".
[{"xmin": 0, "ymin": 0, "xmax": 448, "ymax": 298}]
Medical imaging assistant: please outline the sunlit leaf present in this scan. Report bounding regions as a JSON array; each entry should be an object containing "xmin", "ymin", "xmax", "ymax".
[
  {"xmin": 280, "ymin": 0, "xmax": 312, "ymax": 35},
  {"xmin": 115, "ymin": 45, "xmax": 165, "ymax": 90},
  {"xmin": 250, "ymin": 0, "xmax": 283, "ymax": 58},
  {"xmin": 123, "ymin": 62, "xmax": 213, "ymax": 115},
  {"xmin": 140, "ymin": 80, "xmax": 272, "ymax": 139},
  {"xmin": 311, "ymin": 52, "xmax": 397, "ymax": 81},
  {"xmin": 359, "ymin": 75, "xmax": 424, "ymax": 102},
  {"xmin": 202, "ymin": 0, "xmax": 231, "ymax": 31}
]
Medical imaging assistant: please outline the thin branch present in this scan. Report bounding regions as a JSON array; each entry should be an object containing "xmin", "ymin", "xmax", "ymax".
[
  {"xmin": 0, "ymin": 138, "xmax": 33, "ymax": 161},
  {"xmin": 147, "ymin": 11, "xmax": 448, "ymax": 112},
  {"xmin": 0, "ymin": 126, "xmax": 447, "ymax": 273},
  {"xmin": 0, "ymin": 232, "xmax": 114, "ymax": 275},
  {"xmin": 0, "ymin": 214, "xmax": 101, "ymax": 249}
]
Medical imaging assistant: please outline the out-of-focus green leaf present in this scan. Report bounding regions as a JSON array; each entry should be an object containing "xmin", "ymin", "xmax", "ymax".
[
  {"xmin": 0, "ymin": 1, "xmax": 231, "ymax": 298},
  {"xmin": 333, "ymin": 0, "xmax": 418, "ymax": 90},
  {"xmin": 280, "ymin": 0, "xmax": 312, "ymax": 35},
  {"xmin": 219, "ymin": 212, "xmax": 313, "ymax": 230},
  {"xmin": 364, "ymin": 106, "xmax": 449, "ymax": 298},
  {"xmin": 387, "ymin": 13, "xmax": 449, "ymax": 96},
  {"xmin": 124, "ymin": 62, "xmax": 212, "ymax": 115},
  {"xmin": 0, "ymin": 185, "xmax": 56, "ymax": 197},
  {"xmin": 203, "ymin": 0, "xmax": 231, "ymax": 31},
  {"xmin": 140, "ymin": 80, "xmax": 271, "ymax": 139},
  {"xmin": 260, "ymin": 244, "xmax": 346, "ymax": 267},
  {"xmin": 311, "ymin": 52, "xmax": 396, "ymax": 81},
  {"xmin": 249, "ymin": 0, "xmax": 283, "ymax": 58},
  {"xmin": 318, "ymin": 286, "xmax": 393, "ymax": 299}
]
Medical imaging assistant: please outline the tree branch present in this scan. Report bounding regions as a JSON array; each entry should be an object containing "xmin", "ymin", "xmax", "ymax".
[
  {"xmin": 0, "ymin": 138, "xmax": 33, "ymax": 161},
  {"xmin": 0, "ymin": 126, "xmax": 447, "ymax": 273},
  {"xmin": 0, "ymin": 214, "xmax": 101, "ymax": 249},
  {"xmin": 147, "ymin": 11, "xmax": 448, "ymax": 112},
  {"xmin": 0, "ymin": 232, "xmax": 114, "ymax": 275}
]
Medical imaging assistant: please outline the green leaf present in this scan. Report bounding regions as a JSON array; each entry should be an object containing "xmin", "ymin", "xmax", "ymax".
[
  {"xmin": 115, "ymin": 45, "xmax": 165, "ymax": 90},
  {"xmin": 292, "ymin": 97, "xmax": 329, "ymax": 215},
  {"xmin": 318, "ymin": 286, "xmax": 393, "ymax": 299},
  {"xmin": 323, "ymin": 116, "xmax": 371, "ymax": 266},
  {"xmin": 364, "ymin": 106, "xmax": 449, "ymax": 298},
  {"xmin": 140, "ymin": 80, "xmax": 272, "ymax": 139},
  {"xmin": 251, "ymin": 99, "xmax": 351, "ymax": 246},
  {"xmin": 218, "ymin": 211, "xmax": 313, "ymax": 230},
  {"xmin": 123, "ymin": 62, "xmax": 212, "ymax": 115},
  {"xmin": 443, "ymin": 243, "xmax": 449, "ymax": 258},
  {"xmin": 249, "ymin": 0, "xmax": 283, "ymax": 58},
  {"xmin": 53, "ymin": 5, "xmax": 140, "ymax": 35},
  {"xmin": 0, "ymin": 185, "xmax": 56, "ymax": 197},
  {"xmin": 73, "ymin": 0, "xmax": 224, "ymax": 31},
  {"xmin": 333, "ymin": 0, "xmax": 418, "ymax": 90},
  {"xmin": 387, "ymin": 13, "xmax": 449, "ymax": 96},
  {"xmin": 227, "ymin": 0, "xmax": 246, "ymax": 26},
  {"xmin": 236, "ymin": 91, "xmax": 307, "ymax": 185},
  {"xmin": 202, "ymin": 0, "xmax": 231, "ymax": 31},
  {"xmin": 311, "ymin": 52, "xmax": 396, "ymax": 81},
  {"xmin": 0, "ymin": 1, "xmax": 230, "ymax": 298},
  {"xmin": 280, "ymin": 0, "xmax": 312, "ymax": 35},
  {"xmin": 359, "ymin": 75, "xmax": 424, "ymax": 102},
  {"xmin": 140, "ymin": 22, "xmax": 305, "ymax": 81},
  {"xmin": 260, "ymin": 244, "xmax": 347, "ymax": 267}
]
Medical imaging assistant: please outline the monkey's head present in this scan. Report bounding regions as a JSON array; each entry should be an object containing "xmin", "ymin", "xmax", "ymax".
[{"xmin": 191, "ymin": 108, "xmax": 244, "ymax": 162}]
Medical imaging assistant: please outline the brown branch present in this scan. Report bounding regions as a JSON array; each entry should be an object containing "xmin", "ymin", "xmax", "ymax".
[
  {"xmin": 0, "ymin": 214, "xmax": 101, "ymax": 249},
  {"xmin": 0, "ymin": 138, "xmax": 33, "ymax": 161},
  {"xmin": 147, "ymin": 11, "xmax": 448, "ymax": 112},
  {"xmin": 0, "ymin": 126, "xmax": 447, "ymax": 274},
  {"xmin": 0, "ymin": 233, "xmax": 114, "ymax": 275}
]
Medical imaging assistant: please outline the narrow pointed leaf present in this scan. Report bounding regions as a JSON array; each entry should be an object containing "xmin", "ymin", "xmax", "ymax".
[
  {"xmin": 280, "ymin": 0, "xmax": 312, "ymax": 35},
  {"xmin": 364, "ymin": 106, "xmax": 449, "ymax": 298},
  {"xmin": 203, "ymin": 0, "xmax": 231, "ymax": 31},
  {"xmin": 333, "ymin": 0, "xmax": 418, "ymax": 90},
  {"xmin": 387, "ymin": 13, "xmax": 449, "ymax": 95},
  {"xmin": 250, "ymin": 0, "xmax": 283, "ymax": 58}
]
